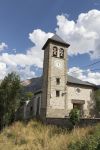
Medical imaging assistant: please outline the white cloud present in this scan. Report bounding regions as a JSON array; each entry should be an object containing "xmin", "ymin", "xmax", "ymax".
[
  {"xmin": 0, "ymin": 42, "xmax": 8, "ymax": 51},
  {"xmin": 0, "ymin": 29, "xmax": 53, "ymax": 80},
  {"xmin": 56, "ymin": 9, "xmax": 100, "ymax": 59},
  {"xmin": 68, "ymin": 67, "xmax": 100, "ymax": 85},
  {"xmin": 68, "ymin": 67, "xmax": 86, "ymax": 80},
  {"xmin": 27, "ymin": 29, "xmax": 53, "ymax": 67},
  {"xmin": 0, "ymin": 62, "xmax": 36, "ymax": 80},
  {"xmin": 15, "ymin": 65, "xmax": 36, "ymax": 80},
  {"xmin": 12, "ymin": 48, "xmax": 16, "ymax": 53},
  {"xmin": 29, "ymin": 29, "xmax": 53, "ymax": 47},
  {"xmin": 0, "ymin": 9, "xmax": 100, "ymax": 70},
  {"xmin": 0, "ymin": 62, "xmax": 7, "ymax": 79},
  {"xmin": 0, "ymin": 29, "xmax": 53, "ymax": 68},
  {"xmin": 0, "ymin": 10, "xmax": 100, "ymax": 81}
]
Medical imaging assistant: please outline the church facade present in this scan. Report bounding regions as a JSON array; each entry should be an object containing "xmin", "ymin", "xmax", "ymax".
[{"xmin": 16, "ymin": 35, "xmax": 97, "ymax": 121}]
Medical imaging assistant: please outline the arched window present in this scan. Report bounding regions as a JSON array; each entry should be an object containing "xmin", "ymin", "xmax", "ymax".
[
  {"xmin": 59, "ymin": 48, "xmax": 64, "ymax": 58},
  {"xmin": 53, "ymin": 46, "xmax": 58, "ymax": 57}
]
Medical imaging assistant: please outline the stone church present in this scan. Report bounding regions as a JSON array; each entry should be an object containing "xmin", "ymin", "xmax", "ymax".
[{"xmin": 16, "ymin": 34, "xmax": 97, "ymax": 122}]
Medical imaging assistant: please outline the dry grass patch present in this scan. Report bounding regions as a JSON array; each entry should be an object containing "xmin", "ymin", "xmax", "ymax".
[{"xmin": 0, "ymin": 120, "xmax": 96, "ymax": 150}]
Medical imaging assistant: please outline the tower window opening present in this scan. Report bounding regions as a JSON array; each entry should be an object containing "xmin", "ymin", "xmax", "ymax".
[
  {"xmin": 56, "ymin": 78, "xmax": 60, "ymax": 85},
  {"xmin": 53, "ymin": 46, "xmax": 58, "ymax": 57},
  {"xmin": 56, "ymin": 90, "xmax": 60, "ymax": 97},
  {"xmin": 59, "ymin": 48, "xmax": 64, "ymax": 58}
]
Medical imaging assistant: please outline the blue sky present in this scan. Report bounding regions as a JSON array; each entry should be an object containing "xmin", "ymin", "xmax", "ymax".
[{"xmin": 0, "ymin": 0, "xmax": 100, "ymax": 84}]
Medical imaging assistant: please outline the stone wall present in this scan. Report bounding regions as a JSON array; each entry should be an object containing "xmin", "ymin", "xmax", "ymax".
[
  {"xmin": 67, "ymin": 84, "xmax": 95, "ymax": 117},
  {"xmin": 45, "ymin": 42, "xmax": 68, "ymax": 118},
  {"xmin": 46, "ymin": 118, "xmax": 100, "ymax": 128}
]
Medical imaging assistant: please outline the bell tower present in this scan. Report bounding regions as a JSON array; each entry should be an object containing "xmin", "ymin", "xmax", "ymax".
[{"xmin": 41, "ymin": 34, "xmax": 70, "ymax": 119}]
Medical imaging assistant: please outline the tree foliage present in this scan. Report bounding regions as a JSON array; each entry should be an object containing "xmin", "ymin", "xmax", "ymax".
[
  {"xmin": 0, "ymin": 72, "xmax": 21, "ymax": 129},
  {"xmin": 69, "ymin": 108, "xmax": 80, "ymax": 127}
]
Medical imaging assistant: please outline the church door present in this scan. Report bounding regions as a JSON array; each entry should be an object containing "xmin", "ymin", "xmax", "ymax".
[{"xmin": 73, "ymin": 103, "xmax": 83, "ymax": 116}]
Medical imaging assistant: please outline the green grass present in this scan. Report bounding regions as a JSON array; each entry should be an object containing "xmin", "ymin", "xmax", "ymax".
[{"xmin": 0, "ymin": 120, "xmax": 100, "ymax": 150}]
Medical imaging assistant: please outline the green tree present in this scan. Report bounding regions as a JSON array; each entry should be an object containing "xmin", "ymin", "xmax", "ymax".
[
  {"xmin": 69, "ymin": 108, "xmax": 80, "ymax": 129},
  {"xmin": 0, "ymin": 72, "xmax": 21, "ymax": 129}
]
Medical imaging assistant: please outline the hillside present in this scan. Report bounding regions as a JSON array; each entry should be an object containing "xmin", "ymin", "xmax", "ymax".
[{"xmin": 0, "ymin": 120, "xmax": 100, "ymax": 150}]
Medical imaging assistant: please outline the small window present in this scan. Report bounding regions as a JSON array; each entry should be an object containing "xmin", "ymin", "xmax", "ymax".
[
  {"xmin": 56, "ymin": 78, "xmax": 60, "ymax": 85},
  {"xmin": 56, "ymin": 90, "xmax": 60, "ymax": 97}
]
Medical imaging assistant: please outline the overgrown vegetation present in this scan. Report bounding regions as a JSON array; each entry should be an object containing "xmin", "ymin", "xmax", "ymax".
[
  {"xmin": 0, "ymin": 72, "xmax": 34, "ymax": 130},
  {"xmin": 0, "ymin": 120, "xmax": 100, "ymax": 150},
  {"xmin": 0, "ymin": 72, "xmax": 21, "ymax": 130},
  {"xmin": 69, "ymin": 108, "xmax": 80, "ymax": 128},
  {"xmin": 68, "ymin": 124, "xmax": 100, "ymax": 150}
]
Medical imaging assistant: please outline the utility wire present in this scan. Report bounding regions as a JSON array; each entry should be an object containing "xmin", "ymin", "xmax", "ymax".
[
  {"xmin": 90, "ymin": 69, "xmax": 100, "ymax": 72},
  {"xmin": 47, "ymin": 68, "xmax": 100, "ymax": 80},
  {"xmin": 82, "ymin": 60, "xmax": 100, "ymax": 68},
  {"xmin": 44, "ymin": 60, "xmax": 100, "ymax": 79},
  {"xmin": 69, "ymin": 60, "xmax": 100, "ymax": 74}
]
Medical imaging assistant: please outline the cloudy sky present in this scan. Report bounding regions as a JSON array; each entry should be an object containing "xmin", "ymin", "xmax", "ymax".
[{"xmin": 0, "ymin": 0, "xmax": 100, "ymax": 85}]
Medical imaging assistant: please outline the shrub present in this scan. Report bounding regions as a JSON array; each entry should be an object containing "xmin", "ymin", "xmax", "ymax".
[
  {"xmin": 68, "ymin": 124, "xmax": 100, "ymax": 150},
  {"xmin": 69, "ymin": 108, "xmax": 80, "ymax": 128}
]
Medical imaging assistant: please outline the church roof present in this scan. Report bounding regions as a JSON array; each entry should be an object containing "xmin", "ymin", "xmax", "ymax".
[
  {"xmin": 67, "ymin": 75, "xmax": 95, "ymax": 86},
  {"xmin": 22, "ymin": 75, "xmax": 96, "ymax": 93},
  {"xmin": 50, "ymin": 34, "xmax": 69, "ymax": 45},
  {"xmin": 42, "ymin": 34, "xmax": 70, "ymax": 50}
]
